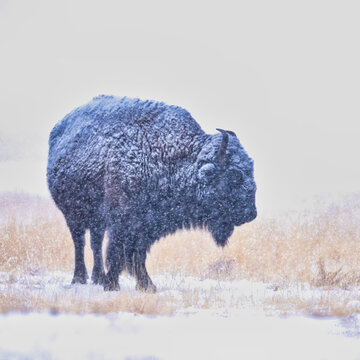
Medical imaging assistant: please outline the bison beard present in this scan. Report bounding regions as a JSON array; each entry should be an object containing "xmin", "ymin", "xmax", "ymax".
[
  {"xmin": 208, "ymin": 221, "xmax": 235, "ymax": 247},
  {"xmin": 47, "ymin": 95, "xmax": 257, "ymax": 291}
]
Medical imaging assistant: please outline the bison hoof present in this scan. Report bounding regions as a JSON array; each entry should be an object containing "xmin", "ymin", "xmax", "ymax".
[
  {"xmin": 136, "ymin": 282, "xmax": 157, "ymax": 293},
  {"xmin": 92, "ymin": 271, "xmax": 106, "ymax": 285},
  {"xmin": 104, "ymin": 282, "xmax": 120, "ymax": 291},
  {"xmin": 103, "ymin": 277, "xmax": 120, "ymax": 291},
  {"xmin": 71, "ymin": 275, "xmax": 87, "ymax": 285},
  {"xmin": 71, "ymin": 276, "xmax": 86, "ymax": 285}
]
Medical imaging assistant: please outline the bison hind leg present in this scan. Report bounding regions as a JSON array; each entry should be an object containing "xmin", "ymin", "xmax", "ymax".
[{"xmin": 68, "ymin": 224, "xmax": 88, "ymax": 285}]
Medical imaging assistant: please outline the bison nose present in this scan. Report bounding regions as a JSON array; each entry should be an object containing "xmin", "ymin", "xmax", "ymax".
[
  {"xmin": 245, "ymin": 207, "xmax": 257, "ymax": 222},
  {"xmin": 250, "ymin": 207, "xmax": 257, "ymax": 221}
]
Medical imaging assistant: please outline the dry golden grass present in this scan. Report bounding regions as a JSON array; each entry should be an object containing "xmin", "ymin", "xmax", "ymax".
[
  {"xmin": 0, "ymin": 191, "xmax": 359, "ymax": 316},
  {"xmin": 149, "ymin": 196, "xmax": 360, "ymax": 289},
  {"xmin": 0, "ymin": 286, "xmax": 175, "ymax": 316},
  {"xmin": 0, "ymin": 192, "xmax": 90, "ymax": 273},
  {"xmin": 264, "ymin": 290, "xmax": 360, "ymax": 318}
]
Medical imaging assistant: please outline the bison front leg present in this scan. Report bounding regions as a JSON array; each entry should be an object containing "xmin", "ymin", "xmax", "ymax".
[
  {"xmin": 103, "ymin": 240, "xmax": 123, "ymax": 291},
  {"xmin": 133, "ymin": 251, "xmax": 157, "ymax": 293},
  {"xmin": 90, "ymin": 225, "xmax": 106, "ymax": 285},
  {"xmin": 103, "ymin": 268, "xmax": 120, "ymax": 291}
]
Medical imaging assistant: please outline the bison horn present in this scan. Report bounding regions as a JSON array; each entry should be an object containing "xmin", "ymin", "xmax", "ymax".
[{"xmin": 215, "ymin": 128, "xmax": 229, "ymax": 165}]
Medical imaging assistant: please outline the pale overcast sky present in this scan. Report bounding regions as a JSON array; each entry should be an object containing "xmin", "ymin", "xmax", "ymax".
[{"xmin": 0, "ymin": 0, "xmax": 359, "ymax": 213}]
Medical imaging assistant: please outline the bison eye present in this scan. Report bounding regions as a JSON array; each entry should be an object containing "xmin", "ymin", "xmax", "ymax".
[
  {"xmin": 228, "ymin": 169, "xmax": 244, "ymax": 187},
  {"xmin": 198, "ymin": 163, "xmax": 217, "ymax": 184}
]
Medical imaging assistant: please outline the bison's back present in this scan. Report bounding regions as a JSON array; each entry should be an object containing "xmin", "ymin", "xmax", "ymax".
[{"xmin": 47, "ymin": 95, "xmax": 205, "ymax": 226}]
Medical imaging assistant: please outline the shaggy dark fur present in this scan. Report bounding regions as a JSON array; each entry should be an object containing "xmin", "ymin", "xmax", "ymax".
[{"xmin": 47, "ymin": 95, "xmax": 257, "ymax": 291}]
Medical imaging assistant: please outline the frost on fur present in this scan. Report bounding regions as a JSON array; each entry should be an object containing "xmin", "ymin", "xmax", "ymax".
[{"xmin": 47, "ymin": 95, "xmax": 257, "ymax": 291}]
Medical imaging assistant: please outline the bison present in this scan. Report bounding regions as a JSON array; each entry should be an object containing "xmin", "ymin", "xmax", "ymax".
[{"xmin": 47, "ymin": 95, "xmax": 257, "ymax": 291}]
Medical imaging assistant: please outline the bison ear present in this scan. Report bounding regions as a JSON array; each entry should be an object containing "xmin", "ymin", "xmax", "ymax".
[{"xmin": 198, "ymin": 163, "xmax": 217, "ymax": 184}]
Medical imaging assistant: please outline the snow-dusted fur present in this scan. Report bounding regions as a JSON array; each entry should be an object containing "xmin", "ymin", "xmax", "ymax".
[{"xmin": 47, "ymin": 95, "xmax": 257, "ymax": 291}]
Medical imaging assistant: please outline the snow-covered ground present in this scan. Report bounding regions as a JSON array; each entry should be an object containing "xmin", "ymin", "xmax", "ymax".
[
  {"xmin": 1, "ymin": 310, "xmax": 360, "ymax": 360},
  {"xmin": 0, "ymin": 272, "xmax": 359, "ymax": 359}
]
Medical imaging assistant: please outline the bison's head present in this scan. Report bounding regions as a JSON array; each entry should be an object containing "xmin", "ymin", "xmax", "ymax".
[{"xmin": 196, "ymin": 129, "xmax": 257, "ymax": 247}]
